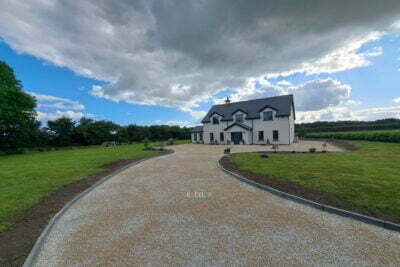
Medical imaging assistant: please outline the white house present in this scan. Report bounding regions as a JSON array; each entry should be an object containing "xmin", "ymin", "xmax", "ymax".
[{"xmin": 191, "ymin": 95, "xmax": 295, "ymax": 145}]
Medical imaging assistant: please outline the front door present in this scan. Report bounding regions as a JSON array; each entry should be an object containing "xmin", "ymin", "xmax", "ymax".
[{"xmin": 231, "ymin": 132, "xmax": 243, "ymax": 145}]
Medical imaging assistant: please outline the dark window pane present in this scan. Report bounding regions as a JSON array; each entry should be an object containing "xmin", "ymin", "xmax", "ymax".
[
  {"xmin": 235, "ymin": 114, "xmax": 243, "ymax": 122},
  {"xmin": 273, "ymin": 130, "xmax": 279, "ymax": 141},
  {"xmin": 213, "ymin": 117, "xmax": 219, "ymax": 124},
  {"xmin": 220, "ymin": 132, "xmax": 224, "ymax": 141},
  {"xmin": 210, "ymin": 133, "xmax": 214, "ymax": 141},
  {"xmin": 258, "ymin": 131, "xmax": 264, "ymax": 141},
  {"xmin": 263, "ymin": 111, "xmax": 273, "ymax": 121}
]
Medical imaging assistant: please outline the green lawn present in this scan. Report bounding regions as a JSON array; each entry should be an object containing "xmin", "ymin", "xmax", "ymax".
[
  {"xmin": 0, "ymin": 140, "xmax": 189, "ymax": 232},
  {"xmin": 229, "ymin": 141, "xmax": 400, "ymax": 221}
]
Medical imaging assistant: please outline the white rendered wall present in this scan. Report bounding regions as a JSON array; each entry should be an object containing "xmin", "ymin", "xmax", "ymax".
[{"xmin": 202, "ymin": 107, "xmax": 295, "ymax": 145}]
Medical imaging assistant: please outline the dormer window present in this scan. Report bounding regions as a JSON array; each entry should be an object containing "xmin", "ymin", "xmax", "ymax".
[
  {"xmin": 263, "ymin": 111, "xmax": 273, "ymax": 121},
  {"xmin": 212, "ymin": 117, "xmax": 219, "ymax": 124},
  {"xmin": 235, "ymin": 114, "xmax": 244, "ymax": 122}
]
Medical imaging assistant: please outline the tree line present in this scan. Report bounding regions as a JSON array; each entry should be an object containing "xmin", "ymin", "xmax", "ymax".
[
  {"xmin": 296, "ymin": 118, "xmax": 400, "ymax": 137},
  {"xmin": 0, "ymin": 61, "xmax": 191, "ymax": 153}
]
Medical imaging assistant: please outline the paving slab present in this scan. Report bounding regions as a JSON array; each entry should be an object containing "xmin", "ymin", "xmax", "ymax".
[{"xmin": 30, "ymin": 142, "xmax": 400, "ymax": 266}]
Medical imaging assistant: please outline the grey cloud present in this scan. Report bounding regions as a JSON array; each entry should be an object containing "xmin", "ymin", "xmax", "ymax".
[
  {"xmin": 1, "ymin": 1, "xmax": 400, "ymax": 112},
  {"xmin": 287, "ymin": 78, "xmax": 351, "ymax": 111},
  {"xmin": 224, "ymin": 77, "xmax": 351, "ymax": 112}
]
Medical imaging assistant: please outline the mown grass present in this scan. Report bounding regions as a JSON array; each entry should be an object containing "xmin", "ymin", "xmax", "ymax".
[
  {"xmin": 305, "ymin": 129, "xmax": 400, "ymax": 143},
  {"xmin": 229, "ymin": 141, "xmax": 400, "ymax": 221},
  {"xmin": 0, "ymin": 140, "xmax": 189, "ymax": 232}
]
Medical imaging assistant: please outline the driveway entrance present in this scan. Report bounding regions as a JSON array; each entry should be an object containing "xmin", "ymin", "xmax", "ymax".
[{"xmin": 29, "ymin": 142, "xmax": 400, "ymax": 266}]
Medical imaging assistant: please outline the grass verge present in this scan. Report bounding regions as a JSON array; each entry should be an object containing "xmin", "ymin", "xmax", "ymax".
[
  {"xmin": 0, "ymin": 140, "xmax": 188, "ymax": 232},
  {"xmin": 227, "ymin": 141, "xmax": 400, "ymax": 223}
]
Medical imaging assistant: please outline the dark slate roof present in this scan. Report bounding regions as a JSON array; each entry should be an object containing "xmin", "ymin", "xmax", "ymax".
[
  {"xmin": 191, "ymin": 125, "xmax": 203, "ymax": 132},
  {"xmin": 201, "ymin": 95, "xmax": 294, "ymax": 123},
  {"xmin": 224, "ymin": 122, "xmax": 252, "ymax": 131}
]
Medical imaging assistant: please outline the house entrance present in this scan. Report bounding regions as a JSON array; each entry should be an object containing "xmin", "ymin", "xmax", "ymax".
[{"xmin": 231, "ymin": 132, "xmax": 243, "ymax": 145}]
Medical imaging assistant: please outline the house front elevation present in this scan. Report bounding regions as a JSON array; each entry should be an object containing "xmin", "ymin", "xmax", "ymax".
[{"xmin": 191, "ymin": 94, "xmax": 295, "ymax": 145}]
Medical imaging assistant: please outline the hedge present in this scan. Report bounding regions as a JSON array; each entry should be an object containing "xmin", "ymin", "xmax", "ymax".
[{"xmin": 305, "ymin": 130, "xmax": 400, "ymax": 143}]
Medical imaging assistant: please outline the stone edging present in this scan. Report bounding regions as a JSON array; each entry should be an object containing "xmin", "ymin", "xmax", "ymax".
[
  {"xmin": 23, "ymin": 150, "xmax": 174, "ymax": 267},
  {"xmin": 217, "ymin": 154, "xmax": 400, "ymax": 233}
]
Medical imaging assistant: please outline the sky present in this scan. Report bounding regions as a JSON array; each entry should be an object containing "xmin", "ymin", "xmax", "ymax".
[{"xmin": 1, "ymin": 1, "xmax": 400, "ymax": 127}]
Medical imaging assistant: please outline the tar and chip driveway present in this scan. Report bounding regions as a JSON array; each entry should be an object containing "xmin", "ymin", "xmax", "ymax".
[{"xmin": 32, "ymin": 142, "xmax": 400, "ymax": 266}]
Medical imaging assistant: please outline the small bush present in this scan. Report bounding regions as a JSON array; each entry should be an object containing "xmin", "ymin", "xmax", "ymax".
[
  {"xmin": 272, "ymin": 144, "xmax": 279, "ymax": 153},
  {"xmin": 309, "ymin": 147, "xmax": 316, "ymax": 153},
  {"xmin": 166, "ymin": 138, "xmax": 175, "ymax": 146}
]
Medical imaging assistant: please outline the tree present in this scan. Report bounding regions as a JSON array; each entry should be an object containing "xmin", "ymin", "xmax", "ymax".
[
  {"xmin": 74, "ymin": 117, "xmax": 94, "ymax": 145},
  {"xmin": 0, "ymin": 61, "xmax": 38, "ymax": 151},
  {"xmin": 47, "ymin": 117, "xmax": 77, "ymax": 147}
]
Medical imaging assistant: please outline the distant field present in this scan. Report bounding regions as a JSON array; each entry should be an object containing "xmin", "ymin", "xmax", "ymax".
[
  {"xmin": 0, "ymin": 140, "xmax": 189, "ymax": 232},
  {"xmin": 228, "ymin": 141, "xmax": 400, "ymax": 223},
  {"xmin": 305, "ymin": 129, "xmax": 400, "ymax": 143}
]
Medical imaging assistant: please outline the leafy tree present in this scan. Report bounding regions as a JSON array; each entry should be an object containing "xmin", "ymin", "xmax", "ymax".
[
  {"xmin": 74, "ymin": 117, "xmax": 94, "ymax": 145},
  {"xmin": 47, "ymin": 117, "xmax": 77, "ymax": 146},
  {"xmin": 0, "ymin": 61, "xmax": 38, "ymax": 151},
  {"xmin": 79, "ymin": 120, "xmax": 120, "ymax": 145},
  {"xmin": 126, "ymin": 124, "xmax": 145, "ymax": 142}
]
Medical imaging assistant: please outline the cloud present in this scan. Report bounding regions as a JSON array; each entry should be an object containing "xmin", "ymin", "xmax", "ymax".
[
  {"xmin": 345, "ymin": 100, "xmax": 363, "ymax": 106},
  {"xmin": 286, "ymin": 79, "xmax": 351, "ymax": 111},
  {"xmin": 297, "ymin": 105, "xmax": 400, "ymax": 123},
  {"xmin": 28, "ymin": 92, "xmax": 85, "ymax": 110},
  {"xmin": 154, "ymin": 120, "xmax": 194, "ymax": 127},
  {"xmin": 1, "ymin": 1, "xmax": 399, "ymax": 115},
  {"xmin": 393, "ymin": 97, "xmax": 400, "ymax": 103},
  {"xmin": 217, "ymin": 77, "xmax": 351, "ymax": 112},
  {"xmin": 36, "ymin": 110, "xmax": 92, "ymax": 122},
  {"xmin": 28, "ymin": 92, "xmax": 90, "ymax": 121},
  {"xmin": 187, "ymin": 110, "xmax": 207, "ymax": 121},
  {"xmin": 37, "ymin": 103, "xmax": 85, "ymax": 110},
  {"xmin": 276, "ymin": 80, "xmax": 292, "ymax": 86}
]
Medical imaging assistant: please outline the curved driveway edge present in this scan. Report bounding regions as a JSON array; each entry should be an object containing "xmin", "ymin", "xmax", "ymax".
[
  {"xmin": 27, "ymin": 143, "xmax": 400, "ymax": 266},
  {"xmin": 218, "ymin": 154, "xmax": 400, "ymax": 233},
  {"xmin": 23, "ymin": 150, "xmax": 173, "ymax": 267}
]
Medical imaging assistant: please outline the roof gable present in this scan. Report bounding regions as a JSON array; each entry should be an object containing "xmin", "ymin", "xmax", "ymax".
[
  {"xmin": 224, "ymin": 122, "xmax": 252, "ymax": 131},
  {"xmin": 202, "ymin": 95, "xmax": 294, "ymax": 123}
]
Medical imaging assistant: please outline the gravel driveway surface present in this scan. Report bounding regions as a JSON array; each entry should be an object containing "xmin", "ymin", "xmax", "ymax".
[{"xmin": 31, "ymin": 142, "xmax": 400, "ymax": 266}]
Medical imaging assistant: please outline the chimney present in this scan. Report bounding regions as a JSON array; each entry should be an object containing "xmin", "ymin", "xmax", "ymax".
[{"xmin": 225, "ymin": 96, "xmax": 231, "ymax": 104}]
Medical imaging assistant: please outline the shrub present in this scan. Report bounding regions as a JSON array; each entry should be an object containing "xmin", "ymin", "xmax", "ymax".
[
  {"xmin": 309, "ymin": 147, "xmax": 316, "ymax": 153},
  {"xmin": 272, "ymin": 144, "xmax": 279, "ymax": 153},
  {"xmin": 166, "ymin": 138, "xmax": 175, "ymax": 146}
]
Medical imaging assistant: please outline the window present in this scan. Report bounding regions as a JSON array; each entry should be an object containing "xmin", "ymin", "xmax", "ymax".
[
  {"xmin": 194, "ymin": 133, "xmax": 197, "ymax": 141},
  {"xmin": 235, "ymin": 114, "xmax": 243, "ymax": 122},
  {"xmin": 210, "ymin": 132, "xmax": 214, "ymax": 141},
  {"xmin": 220, "ymin": 132, "xmax": 224, "ymax": 141},
  {"xmin": 263, "ymin": 111, "xmax": 273, "ymax": 121},
  {"xmin": 212, "ymin": 117, "xmax": 219, "ymax": 124},
  {"xmin": 258, "ymin": 131, "xmax": 264, "ymax": 141},
  {"xmin": 273, "ymin": 130, "xmax": 279, "ymax": 141},
  {"xmin": 199, "ymin": 133, "xmax": 203, "ymax": 141}
]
